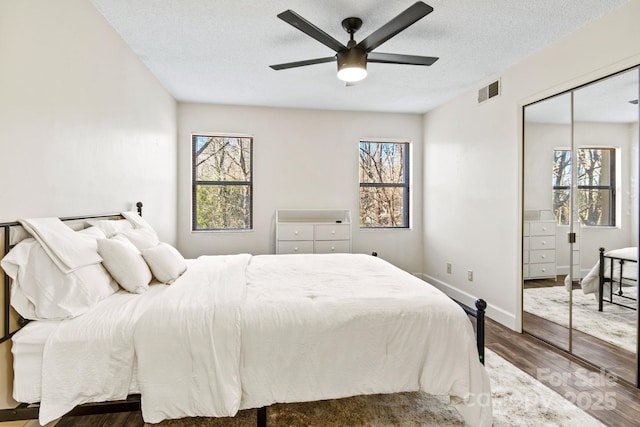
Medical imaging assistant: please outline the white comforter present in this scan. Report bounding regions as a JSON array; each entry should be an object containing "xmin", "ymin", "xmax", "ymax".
[
  {"xmin": 578, "ymin": 247, "xmax": 637, "ymax": 294},
  {"xmin": 34, "ymin": 253, "xmax": 492, "ymax": 426},
  {"xmin": 134, "ymin": 254, "xmax": 251, "ymax": 422},
  {"xmin": 135, "ymin": 253, "xmax": 491, "ymax": 426}
]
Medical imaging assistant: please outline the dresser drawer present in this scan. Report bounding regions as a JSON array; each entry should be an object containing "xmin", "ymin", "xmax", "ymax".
[
  {"xmin": 315, "ymin": 224, "xmax": 350, "ymax": 240},
  {"xmin": 528, "ymin": 263, "xmax": 556, "ymax": 277},
  {"xmin": 529, "ymin": 249, "xmax": 555, "ymax": 264},
  {"xmin": 278, "ymin": 224, "xmax": 314, "ymax": 241},
  {"xmin": 314, "ymin": 240, "xmax": 350, "ymax": 254},
  {"xmin": 530, "ymin": 236, "xmax": 555, "ymax": 250},
  {"xmin": 277, "ymin": 240, "xmax": 314, "ymax": 254},
  {"xmin": 529, "ymin": 222, "xmax": 555, "ymax": 236}
]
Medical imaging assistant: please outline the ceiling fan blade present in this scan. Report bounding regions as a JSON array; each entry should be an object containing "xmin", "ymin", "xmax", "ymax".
[
  {"xmin": 368, "ymin": 52, "xmax": 438, "ymax": 66},
  {"xmin": 270, "ymin": 56, "xmax": 336, "ymax": 70},
  {"xmin": 278, "ymin": 10, "xmax": 346, "ymax": 53},
  {"xmin": 356, "ymin": 2, "xmax": 433, "ymax": 53}
]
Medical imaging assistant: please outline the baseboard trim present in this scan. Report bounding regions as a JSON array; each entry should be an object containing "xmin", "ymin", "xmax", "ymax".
[{"xmin": 421, "ymin": 274, "xmax": 517, "ymax": 330}]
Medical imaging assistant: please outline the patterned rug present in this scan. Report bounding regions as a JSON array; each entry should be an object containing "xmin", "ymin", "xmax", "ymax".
[
  {"xmin": 147, "ymin": 349, "xmax": 604, "ymax": 427},
  {"xmin": 524, "ymin": 285, "xmax": 637, "ymax": 352}
]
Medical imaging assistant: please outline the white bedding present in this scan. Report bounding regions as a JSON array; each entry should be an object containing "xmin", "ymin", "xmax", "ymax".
[
  {"xmin": 36, "ymin": 285, "xmax": 168, "ymax": 424},
  {"xmin": 11, "ymin": 320, "xmax": 59, "ymax": 404},
  {"xmin": 18, "ymin": 253, "xmax": 491, "ymax": 427},
  {"xmin": 577, "ymin": 247, "xmax": 637, "ymax": 295},
  {"xmin": 18, "ymin": 218, "xmax": 102, "ymax": 273},
  {"xmin": 134, "ymin": 254, "xmax": 251, "ymax": 422},
  {"xmin": 135, "ymin": 254, "xmax": 492, "ymax": 426}
]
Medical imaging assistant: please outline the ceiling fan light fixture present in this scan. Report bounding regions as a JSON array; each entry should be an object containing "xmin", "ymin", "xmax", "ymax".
[{"xmin": 337, "ymin": 49, "xmax": 367, "ymax": 82}]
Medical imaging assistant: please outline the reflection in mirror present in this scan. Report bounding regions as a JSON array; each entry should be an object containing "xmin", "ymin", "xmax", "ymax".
[
  {"xmin": 523, "ymin": 92, "xmax": 571, "ymax": 351},
  {"xmin": 523, "ymin": 66, "xmax": 640, "ymax": 386},
  {"xmin": 571, "ymin": 68, "xmax": 639, "ymax": 384}
]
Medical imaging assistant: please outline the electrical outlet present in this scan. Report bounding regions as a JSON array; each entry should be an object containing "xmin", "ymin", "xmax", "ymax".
[
  {"xmin": 467, "ymin": 270, "xmax": 473, "ymax": 281},
  {"xmin": 446, "ymin": 263, "xmax": 452, "ymax": 274}
]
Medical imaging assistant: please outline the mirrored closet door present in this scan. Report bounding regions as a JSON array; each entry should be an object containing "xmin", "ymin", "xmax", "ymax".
[{"xmin": 523, "ymin": 66, "xmax": 640, "ymax": 385}]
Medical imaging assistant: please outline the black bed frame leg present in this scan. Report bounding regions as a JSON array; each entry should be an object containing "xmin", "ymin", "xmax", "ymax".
[
  {"xmin": 257, "ymin": 406, "xmax": 267, "ymax": 427},
  {"xmin": 475, "ymin": 299, "xmax": 486, "ymax": 365},
  {"xmin": 598, "ymin": 247, "xmax": 605, "ymax": 312}
]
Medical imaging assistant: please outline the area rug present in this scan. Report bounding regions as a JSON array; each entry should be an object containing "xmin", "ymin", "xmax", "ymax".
[
  {"xmin": 524, "ymin": 285, "xmax": 637, "ymax": 352},
  {"xmin": 147, "ymin": 349, "xmax": 604, "ymax": 426}
]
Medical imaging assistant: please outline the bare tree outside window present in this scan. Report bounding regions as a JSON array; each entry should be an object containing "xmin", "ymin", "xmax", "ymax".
[
  {"xmin": 192, "ymin": 135, "xmax": 252, "ymax": 230},
  {"xmin": 359, "ymin": 141, "xmax": 409, "ymax": 228},
  {"xmin": 552, "ymin": 148, "xmax": 615, "ymax": 226}
]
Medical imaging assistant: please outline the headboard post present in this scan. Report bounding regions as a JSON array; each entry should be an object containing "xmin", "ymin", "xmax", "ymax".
[{"xmin": 3, "ymin": 226, "xmax": 9, "ymax": 341}]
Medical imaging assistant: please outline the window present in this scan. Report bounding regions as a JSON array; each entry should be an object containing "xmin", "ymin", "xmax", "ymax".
[
  {"xmin": 359, "ymin": 141, "xmax": 409, "ymax": 228},
  {"xmin": 192, "ymin": 135, "xmax": 252, "ymax": 231},
  {"xmin": 552, "ymin": 148, "xmax": 616, "ymax": 226}
]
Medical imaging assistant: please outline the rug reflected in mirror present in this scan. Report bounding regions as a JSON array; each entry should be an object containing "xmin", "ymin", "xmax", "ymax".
[
  {"xmin": 147, "ymin": 349, "xmax": 603, "ymax": 426},
  {"xmin": 524, "ymin": 285, "xmax": 637, "ymax": 352}
]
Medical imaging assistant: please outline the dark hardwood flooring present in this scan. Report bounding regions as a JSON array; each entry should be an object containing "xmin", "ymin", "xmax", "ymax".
[
  {"xmin": 524, "ymin": 275, "xmax": 638, "ymax": 384},
  {"xmin": 524, "ymin": 311, "xmax": 637, "ymax": 383},
  {"xmin": 47, "ymin": 316, "xmax": 640, "ymax": 427}
]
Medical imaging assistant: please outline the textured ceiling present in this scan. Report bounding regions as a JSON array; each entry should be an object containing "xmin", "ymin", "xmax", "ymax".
[
  {"xmin": 89, "ymin": 0, "xmax": 629, "ymax": 114},
  {"xmin": 525, "ymin": 67, "xmax": 639, "ymax": 124}
]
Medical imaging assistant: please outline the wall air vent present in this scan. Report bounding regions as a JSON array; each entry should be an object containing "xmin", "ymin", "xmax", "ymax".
[{"xmin": 478, "ymin": 79, "xmax": 500, "ymax": 104}]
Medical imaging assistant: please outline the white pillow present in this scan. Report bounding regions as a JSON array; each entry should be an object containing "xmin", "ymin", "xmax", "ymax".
[
  {"xmin": 86, "ymin": 219, "xmax": 134, "ymax": 238},
  {"xmin": 1, "ymin": 237, "xmax": 118, "ymax": 320},
  {"xmin": 122, "ymin": 211, "xmax": 158, "ymax": 238},
  {"xmin": 76, "ymin": 226, "xmax": 107, "ymax": 251},
  {"xmin": 142, "ymin": 243, "xmax": 187, "ymax": 284},
  {"xmin": 113, "ymin": 228, "xmax": 159, "ymax": 251},
  {"xmin": 97, "ymin": 238, "xmax": 151, "ymax": 294}
]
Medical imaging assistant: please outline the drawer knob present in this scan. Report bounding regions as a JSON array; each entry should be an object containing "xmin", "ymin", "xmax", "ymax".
[
  {"xmin": 541, "ymin": 268, "xmax": 546, "ymax": 272},
  {"xmin": 294, "ymin": 247, "xmax": 299, "ymax": 252},
  {"xmin": 331, "ymin": 246, "xmax": 335, "ymax": 251},
  {"xmin": 294, "ymin": 231, "xmax": 299, "ymax": 235},
  {"xmin": 541, "ymin": 255, "xmax": 546, "ymax": 259},
  {"xmin": 331, "ymin": 230, "xmax": 336, "ymax": 235},
  {"xmin": 541, "ymin": 241, "xmax": 546, "ymax": 245}
]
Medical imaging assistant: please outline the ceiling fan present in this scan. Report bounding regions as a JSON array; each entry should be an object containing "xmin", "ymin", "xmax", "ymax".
[{"xmin": 269, "ymin": 1, "xmax": 439, "ymax": 83}]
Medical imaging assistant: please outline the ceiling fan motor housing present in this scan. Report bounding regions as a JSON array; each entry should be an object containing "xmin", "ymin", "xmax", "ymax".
[{"xmin": 337, "ymin": 48, "xmax": 367, "ymax": 73}]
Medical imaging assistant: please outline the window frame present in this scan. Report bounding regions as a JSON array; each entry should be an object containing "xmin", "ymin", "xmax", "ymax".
[
  {"xmin": 358, "ymin": 140, "xmax": 410, "ymax": 229},
  {"xmin": 191, "ymin": 133, "xmax": 253, "ymax": 232},
  {"xmin": 552, "ymin": 146, "xmax": 616, "ymax": 227}
]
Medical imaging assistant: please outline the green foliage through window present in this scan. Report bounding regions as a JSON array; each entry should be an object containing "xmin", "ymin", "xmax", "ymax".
[
  {"xmin": 192, "ymin": 135, "xmax": 252, "ymax": 230},
  {"xmin": 359, "ymin": 141, "xmax": 409, "ymax": 228},
  {"xmin": 552, "ymin": 148, "xmax": 615, "ymax": 226}
]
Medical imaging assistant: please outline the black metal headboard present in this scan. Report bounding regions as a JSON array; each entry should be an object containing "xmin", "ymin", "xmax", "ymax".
[{"xmin": 0, "ymin": 202, "xmax": 143, "ymax": 344}]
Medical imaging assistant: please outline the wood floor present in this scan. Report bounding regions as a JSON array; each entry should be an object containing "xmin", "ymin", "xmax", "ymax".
[
  {"xmin": 524, "ymin": 275, "xmax": 638, "ymax": 384},
  {"xmin": 34, "ymin": 317, "xmax": 640, "ymax": 427}
]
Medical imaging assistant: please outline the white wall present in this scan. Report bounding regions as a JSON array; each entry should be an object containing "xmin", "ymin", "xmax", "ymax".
[
  {"xmin": 422, "ymin": 0, "xmax": 640, "ymax": 330},
  {"xmin": 525, "ymin": 122, "xmax": 638, "ymax": 273},
  {"xmin": 177, "ymin": 103, "xmax": 424, "ymax": 273},
  {"xmin": 0, "ymin": 0, "xmax": 177, "ymax": 408}
]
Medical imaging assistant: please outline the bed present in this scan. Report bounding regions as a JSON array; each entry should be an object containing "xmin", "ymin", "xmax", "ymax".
[
  {"xmin": 576, "ymin": 247, "xmax": 637, "ymax": 311},
  {"xmin": 0, "ymin": 204, "xmax": 492, "ymax": 426}
]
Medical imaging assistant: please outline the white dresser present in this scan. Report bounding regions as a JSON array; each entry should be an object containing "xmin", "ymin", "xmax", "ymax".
[
  {"xmin": 276, "ymin": 209, "xmax": 352, "ymax": 254},
  {"xmin": 523, "ymin": 210, "xmax": 557, "ymax": 280}
]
